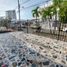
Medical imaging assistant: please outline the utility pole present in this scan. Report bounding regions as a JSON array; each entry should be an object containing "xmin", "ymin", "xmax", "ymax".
[
  {"xmin": 18, "ymin": 0, "xmax": 21, "ymax": 30},
  {"xmin": 27, "ymin": 20, "xmax": 29, "ymax": 33},
  {"xmin": 18, "ymin": 0, "xmax": 20, "ymax": 21}
]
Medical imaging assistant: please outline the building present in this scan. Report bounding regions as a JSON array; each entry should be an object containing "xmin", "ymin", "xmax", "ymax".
[{"xmin": 6, "ymin": 10, "xmax": 16, "ymax": 23}]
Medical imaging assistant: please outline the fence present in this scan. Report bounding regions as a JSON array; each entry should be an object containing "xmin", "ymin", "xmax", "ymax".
[{"xmin": 33, "ymin": 23, "xmax": 66, "ymax": 42}]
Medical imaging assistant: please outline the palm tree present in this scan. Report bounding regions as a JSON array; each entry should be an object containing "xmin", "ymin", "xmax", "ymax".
[
  {"xmin": 52, "ymin": 0, "xmax": 63, "ymax": 23},
  {"xmin": 59, "ymin": 1, "xmax": 67, "ymax": 23},
  {"xmin": 41, "ymin": 9, "xmax": 47, "ymax": 21},
  {"xmin": 32, "ymin": 7, "xmax": 41, "ymax": 32},
  {"xmin": 52, "ymin": 0, "xmax": 64, "ymax": 39},
  {"xmin": 32, "ymin": 7, "xmax": 40, "ymax": 23},
  {"xmin": 41, "ymin": 6, "xmax": 54, "ymax": 33}
]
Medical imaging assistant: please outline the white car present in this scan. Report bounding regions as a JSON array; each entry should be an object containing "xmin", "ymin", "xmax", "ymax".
[
  {"xmin": 63, "ymin": 28, "xmax": 67, "ymax": 32},
  {"xmin": 0, "ymin": 27, "xmax": 7, "ymax": 31}
]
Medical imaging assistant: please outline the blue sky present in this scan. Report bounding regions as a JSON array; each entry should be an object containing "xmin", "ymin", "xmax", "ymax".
[{"xmin": 0, "ymin": 0, "xmax": 51, "ymax": 20}]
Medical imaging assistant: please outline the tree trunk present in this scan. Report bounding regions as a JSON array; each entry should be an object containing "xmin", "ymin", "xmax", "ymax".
[
  {"xmin": 57, "ymin": 22, "xmax": 61, "ymax": 40},
  {"xmin": 49, "ymin": 16, "xmax": 52, "ymax": 34}
]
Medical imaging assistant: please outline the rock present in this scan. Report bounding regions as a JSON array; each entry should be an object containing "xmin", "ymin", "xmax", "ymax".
[
  {"xmin": 56, "ymin": 64, "xmax": 63, "ymax": 67},
  {"xmin": 37, "ymin": 53, "xmax": 40, "ymax": 56},
  {"xmin": 43, "ymin": 61, "xmax": 50, "ymax": 65},
  {"xmin": 53, "ymin": 55, "xmax": 57, "ymax": 59},
  {"xmin": 43, "ymin": 50, "xmax": 46, "ymax": 53},
  {"xmin": 60, "ymin": 65, "xmax": 63, "ymax": 67},
  {"xmin": 31, "ymin": 64, "xmax": 37, "ymax": 67},
  {"xmin": 27, "ymin": 60, "xmax": 33, "ymax": 63},
  {"xmin": 21, "ymin": 58, "xmax": 25, "ymax": 61},
  {"xmin": 46, "ymin": 42, "xmax": 50, "ymax": 44},
  {"xmin": 26, "ymin": 62, "xmax": 29, "ymax": 65},
  {"xmin": 50, "ymin": 64, "xmax": 55, "ymax": 67},
  {"xmin": 61, "ymin": 60, "xmax": 66, "ymax": 64},
  {"xmin": 30, "ymin": 52, "xmax": 35, "ymax": 54},
  {"xmin": 66, "ymin": 55, "xmax": 67, "ymax": 61},
  {"xmin": 18, "ymin": 62, "xmax": 22, "ymax": 66},
  {"xmin": 39, "ymin": 47, "xmax": 43, "ymax": 50},
  {"xmin": 56, "ymin": 64, "xmax": 59, "ymax": 67}
]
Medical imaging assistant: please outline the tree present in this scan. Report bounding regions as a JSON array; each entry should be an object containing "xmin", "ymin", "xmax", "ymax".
[
  {"xmin": 59, "ymin": 1, "xmax": 67, "ymax": 23},
  {"xmin": 32, "ymin": 7, "xmax": 41, "ymax": 32},
  {"xmin": 32, "ymin": 7, "xmax": 40, "ymax": 24},
  {"xmin": 0, "ymin": 18, "xmax": 11, "ymax": 28},
  {"xmin": 47, "ymin": 6, "xmax": 54, "ymax": 33},
  {"xmin": 52, "ymin": 0, "xmax": 67, "ymax": 40},
  {"xmin": 41, "ymin": 9, "xmax": 47, "ymax": 21},
  {"xmin": 40, "ymin": 6, "xmax": 54, "ymax": 33}
]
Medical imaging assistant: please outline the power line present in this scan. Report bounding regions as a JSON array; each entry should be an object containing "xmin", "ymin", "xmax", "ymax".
[
  {"xmin": 14, "ymin": 0, "xmax": 32, "ymax": 13},
  {"xmin": 20, "ymin": 0, "xmax": 31, "ymax": 5},
  {"xmin": 16, "ymin": 0, "xmax": 51, "ymax": 12},
  {"xmin": 16, "ymin": 0, "xmax": 51, "ymax": 11},
  {"xmin": 15, "ymin": 0, "xmax": 31, "ymax": 11},
  {"xmin": 21, "ymin": 0, "xmax": 51, "ymax": 9}
]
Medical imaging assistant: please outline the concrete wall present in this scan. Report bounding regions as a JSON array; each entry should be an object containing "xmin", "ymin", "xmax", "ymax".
[{"xmin": 40, "ymin": 21, "xmax": 58, "ymax": 30}]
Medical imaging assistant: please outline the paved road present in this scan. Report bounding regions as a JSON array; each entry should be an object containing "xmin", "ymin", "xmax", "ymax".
[
  {"xmin": 0, "ymin": 33, "xmax": 20, "ymax": 67},
  {"xmin": 0, "ymin": 32, "xmax": 67, "ymax": 67},
  {"xmin": 0, "ymin": 33, "xmax": 44, "ymax": 67}
]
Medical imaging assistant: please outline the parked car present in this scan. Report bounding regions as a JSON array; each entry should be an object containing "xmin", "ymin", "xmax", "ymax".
[
  {"xmin": 63, "ymin": 28, "xmax": 67, "ymax": 32},
  {"xmin": 0, "ymin": 27, "xmax": 7, "ymax": 31},
  {"xmin": 30, "ymin": 24, "xmax": 38, "ymax": 29}
]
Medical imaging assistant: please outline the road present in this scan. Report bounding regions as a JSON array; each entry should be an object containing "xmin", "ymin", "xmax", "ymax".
[
  {"xmin": 0, "ymin": 32, "xmax": 67, "ymax": 67},
  {"xmin": 0, "ymin": 33, "xmax": 44, "ymax": 67},
  {"xmin": 22, "ymin": 27, "xmax": 67, "ymax": 41}
]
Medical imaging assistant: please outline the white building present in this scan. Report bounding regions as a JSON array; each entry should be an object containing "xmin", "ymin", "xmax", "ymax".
[{"xmin": 6, "ymin": 10, "xmax": 16, "ymax": 23}]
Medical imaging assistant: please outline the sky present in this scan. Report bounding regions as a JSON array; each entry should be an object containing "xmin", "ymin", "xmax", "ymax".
[{"xmin": 0, "ymin": 0, "xmax": 51, "ymax": 20}]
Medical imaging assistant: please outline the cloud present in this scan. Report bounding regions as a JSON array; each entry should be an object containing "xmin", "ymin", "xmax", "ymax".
[{"xmin": 0, "ymin": 0, "xmax": 17, "ymax": 16}]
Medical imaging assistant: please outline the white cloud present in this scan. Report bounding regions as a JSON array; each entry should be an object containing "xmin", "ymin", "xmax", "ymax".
[{"xmin": 0, "ymin": 0, "xmax": 17, "ymax": 17}]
